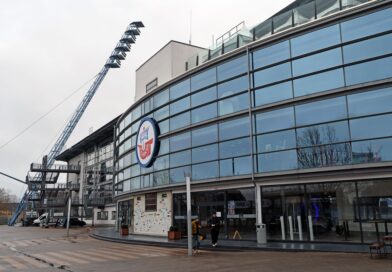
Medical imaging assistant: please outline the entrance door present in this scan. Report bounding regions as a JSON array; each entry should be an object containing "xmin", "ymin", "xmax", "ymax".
[
  {"xmin": 262, "ymin": 185, "xmax": 308, "ymax": 241},
  {"xmin": 197, "ymin": 202, "xmax": 225, "ymax": 233}
]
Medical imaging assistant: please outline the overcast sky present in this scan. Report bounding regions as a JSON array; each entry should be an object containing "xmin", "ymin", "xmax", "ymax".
[{"xmin": 0, "ymin": 0, "xmax": 293, "ymax": 198}]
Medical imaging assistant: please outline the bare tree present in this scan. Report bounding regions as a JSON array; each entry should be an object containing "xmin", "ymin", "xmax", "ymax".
[{"xmin": 297, "ymin": 125, "xmax": 351, "ymax": 169}]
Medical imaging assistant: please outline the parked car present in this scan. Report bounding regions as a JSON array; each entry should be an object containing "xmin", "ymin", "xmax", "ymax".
[
  {"xmin": 57, "ymin": 218, "xmax": 86, "ymax": 228},
  {"xmin": 33, "ymin": 213, "xmax": 48, "ymax": 226}
]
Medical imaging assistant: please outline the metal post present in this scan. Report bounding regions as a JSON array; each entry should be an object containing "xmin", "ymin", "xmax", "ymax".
[
  {"xmin": 288, "ymin": 216, "xmax": 294, "ymax": 240},
  {"xmin": 297, "ymin": 215, "xmax": 303, "ymax": 241},
  {"xmin": 186, "ymin": 176, "xmax": 192, "ymax": 256},
  {"xmin": 66, "ymin": 190, "xmax": 71, "ymax": 237}
]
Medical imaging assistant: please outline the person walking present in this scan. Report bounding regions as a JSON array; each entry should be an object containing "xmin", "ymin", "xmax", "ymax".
[
  {"xmin": 209, "ymin": 212, "xmax": 220, "ymax": 247},
  {"xmin": 191, "ymin": 218, "xmax": 201, "ymax": 253}
]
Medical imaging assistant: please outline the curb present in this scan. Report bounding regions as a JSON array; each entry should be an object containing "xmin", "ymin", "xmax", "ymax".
[{"xmin": 90, "ymin": 233, "xmax": 368, "ymax": 254}]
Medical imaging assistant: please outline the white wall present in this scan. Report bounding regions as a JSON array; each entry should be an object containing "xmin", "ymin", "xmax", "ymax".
[{"xmin": 133, "ymin": 191, "xmax": 172, "ymax": 236}]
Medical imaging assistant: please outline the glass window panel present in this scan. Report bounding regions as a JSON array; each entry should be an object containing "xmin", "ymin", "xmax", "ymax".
[
  {"xmin": 191, "ymin": 102, "xmax": 217, "ymax": 124},
  {"xmin": 252, "ymin": 41, "xmax": 290, "ymax": 70},
  {"xmin": 253, "ymin": 62, "xmax": 292, "ymax": 87},
  {"xmin": 217, "ymin": 55, "xmax": 248, "ymax": 81},
  {"xmin": 132, "ymin": 106, "xmax": 142, "ymax": 122},
  {"xmin": 192, "ymin": 161, "xmax": 219, "ymax": 180},
  {"xmin": 154, "ymin": 105, "xmax": 169, "ymax": 121},
  {"xmin": 255, "ymin": 107, "xmax": 295, "ymax": 134},
  {"xmin": 170, "ymin": 111, "xmax": 190, "ymax": 131},
  {"xmin": 170, "ymin": 132, "xmax": 191, "ymax": 152},
  {"xmin": 341, "ymin": 8, "xmax": 392, "ymax": 42},
  {"xmin": 345, "ymin": 56, "xmax": 392, "ymax": 86},
  {"xmin": 295, "ymin": 97, "xmax": 347, "ymax": 126},
  {"xmin": 316, "ymin": 0, "xmax": 340, "ymax": 18},
  {"xmin": 218, "ymin": 93, "xmax": 249, "ymax": 116},
  {"xmin": 294, "ymin": 1, "xmax": 315, "ymax": 26},
  {"xmin": 257, "ymin": 129, "xmax": 296, "ymax": 153},
  {"xmin": 192, "ymin": 144, "xmax": 218, "ymax": 164},
  {"xmin": 131, "ymin": 164, "xmax": 140, "ymax": 177},
  {"xmin": 217, "ymin": 75, "xmax": 248, "ymax": 99},
  {"xmin": 258, "ymin": 150, "xmax": 298, "ymax": 172},
  {"xmin": 350, "ymin": 114, "xmax": 392, "ymax": 140},
  {"xmin": 348, "ymin": 87, "xmax": 392, "ymax": 118},
  {"xmin": 298, "ymin": 143, "xmax": 352, "ymax": 168},
  {"xmin": 154, "ymin": 89, "xmax": 169, "ymax": 108},
  {"xmin": 170, "ymin": 166, "xmax": 191, "ymax": 184},
  {"xmin": 170, "ymin": 96, "xmax": 190, "ymax": 115},
  {"xmin": 219, "ymin": 116, "xmax": 250, "ymax": 141},
  {"xmin": 254, "ymin": 81, "xmax": 293, "ymax": 106},
  {"xmin": 294, "ymin": 69, "xmax": 345, "ymax": 97},
  {"xmin": 291, "ymin": 24, "xmax": 341, "ymax": 57},
  {"xmin": 343, "ymin": 33, "xmax": 392, "ymax": 64},
  {"xmin": 170, "ymin": 150, "xmax": 191, "ymax": 168},
  {"xmin": 191, "ymin": 86, "xmax": 217, "ymax": 107},
  {"xmin": 273, "ymin": 9, "xmax": 293, "ymax": 33},
  {"xmin": 153, "ymin": 155, "xmax": 169, "ymax": 171},
  {"xmin": 192, "ymin": 124, "xmax": 218, "ymax": 147},
  {"xmin": 159, "ymin": 138, "xmax": 169, "ymax": 155},
  {"xmin": 292, "ymin": 48, "xmax": 343, "ymax": 77},
  {"xmin": 219, "ymin": 137, "xmax": 251, "ymax": 159},
  {"xmin": 297, "ymin": 121, "xmax": 350, "ymax": 147},
  {"xmin": 153, "ymin": 170, "xmax": 169, "ymax": 186},
  {"xmin": 159, "ymin": 119, "xmax": 169, "ymax": 134},
  {"xmin": 220, "ymin": 159, "xmax": 233, "ymax": 177},
  {"xmin": 130, "ymin": 177, "xmax": 141, "ymax": 190},
  {"xmin": 191, "ymin": 67, "xmax": 217, "ymax": 92},
  {"xmin": 234, "ymin": 156, "xmax": 252, "ymax": 175},
  {"xmin": 253, "ymin": 19, "xmax": 272, "ymax": 40},
  {"xmin": 342, "ymin": 0, "xmax": 367, "ymax": 9},
  {"xmin": 170, "ymin": 79, "xmax": 190, "ymax": 100},
  {"xmin": 352, "ymin": 138, "xmax": 392, "ymax": 164}
]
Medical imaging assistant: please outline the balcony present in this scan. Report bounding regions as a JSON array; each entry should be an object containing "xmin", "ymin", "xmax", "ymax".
[
  {"xmin": 26, "ymin": 172, "xmax": 59, "ymax": 184},
  {"xmin": 30, "ymin": 163, "xmax": 80, "ymax": 173}
]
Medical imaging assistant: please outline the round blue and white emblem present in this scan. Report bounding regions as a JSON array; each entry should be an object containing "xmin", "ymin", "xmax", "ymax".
[{"xmin": 135, "ymin": 118, "xmax": 160, "ymax": 168}]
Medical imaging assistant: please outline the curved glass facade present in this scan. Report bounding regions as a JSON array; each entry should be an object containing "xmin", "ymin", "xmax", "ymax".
[{"xmin": 115, "ymin": 5, "xmax": 392, "ymax": 196}]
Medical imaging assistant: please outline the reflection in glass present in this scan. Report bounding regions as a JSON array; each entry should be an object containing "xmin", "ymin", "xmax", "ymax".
[
  {"xmin": 191, "ymin": 67, "xmax": 217, "ymax": 92},
  {"xmin": 343, "ymin": 33, "xmax": 392, "ymax": 64},
  {"xmin": 341, "ymin": 7, "xmax": 392, "ymax": 42},
  {"xmin": 292, "ymin": 48, "xmax": 343, "ymax": 77},
  {"xmin": 169, "ymin": 132, "xmax": 190, "ymax": 152},
  {"xmin": 170, "ymin": 79, "xmax": 190, "ymax": 100},
  {"xmin": 254, "ymin": 81, "xmax": 293, "ymax": 106},
  {"xmin": 153, "ymin": 170, "xmax": 169, "ymax": 186},
  {"xmin": 218, "ymin": 76, "xmax": 248, "ymax": 99},
  {"xmin": 192, "ymin": 161, "xmax": 219, "ymax": 180},
  {"xmin": 298, "ymin": 143, "xmax": 351, "ymax": 169},
  {"xmin": 170, "ymin": 166, "xmax": 191, "ymax": 183},
  {"xmin": 294, "ymin": 69, "xmax": 345, "ymax": 97},
  {"xmin": 252, "ymin": 41, "xmax": 290, "ymax": 69},
  {"xmin": 154, "ymin": 89, "xmax": 169, "ymax": 108},
  {"xmin": 348, "ymin": 87, "xmax": 392, "ymax": 118},
  {"xmin": 191, "ymin": 124, "xmax": 218, "ymax": 147},
  {"xmin": 170, "ymin": 150, "xmax": 191, "ymax": 168},
  {"xmin": 253, "ymin": 62, "xmax": 292, "ymax": 87},
  {"xmin": 234, "ymin": 156, "xmax": 252, "ymax": 175},
  {"xmin": 257, "ymin": 129, "xmax": 296, "ymax": 153},
  {"xmin": 291, "ymin": 24, "xmax": 341, "ymax": 57},
  {"xmin": 258, "ymin": 150, "xmax": 298, "ymax": 172},
  {"xmin": 296, "ymin": 121, "xmax": 350, "ymax": 147},
  {"xmin": 350, "ymin": 114, "xmax": 392, "ymax": 141},
  {"xmin": 220, "ymin": 159, "xmax": 233, "ymax": 177},
  {"xmin": 170, "ymin": 96, "xmax": 190, "ymax": 115},
  {"xmin": 191, "ymin": 103, "xmax": 217, "ymax": 124},
  {"xmin": 255, "ymin": 107, "xmax": 295, "ymax": 134},
  {"xmin": 345, "ymin": 56, "xmax": 392, "ymax": 86},
  {"xmin": 219, "ymin": 137, "xmax": 251, "ymax": 159},
  {"xmin": 218, "ymin": 93, "xmax": 249, "ymax": 116},
  {"xmin": 295, "ymin": 97, "xmax": 347, "ymax": 126},
  {"xmin": 191, "ymin": 86, "xmax": 217, "ymax": 107},
  {"xmin": 170, "ymin": 111, "xmax": 190, "ymax": 131},
  {"xmin": 352, "ymin": 138, "xmax": 392, "ymax": 164},
  {"xmin": 219, "ymin": 116, "xmax": 250, "ymax": 141},
  {"xmin": 192, "ymin": 144, "xmax": 218, "ymax": 164},
  {"xmin": 217, "ymin": 55, "xmax": 248, "ymax": 81}
]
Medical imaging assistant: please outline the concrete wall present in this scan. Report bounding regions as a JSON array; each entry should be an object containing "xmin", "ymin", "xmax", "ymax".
[
  {"xmin": 133, "ymin": 191, "xmax": 172, "ymax": 236},
  {"xmin": 134, "ymin": 41, "xmax": 207, "ymax": 101}
]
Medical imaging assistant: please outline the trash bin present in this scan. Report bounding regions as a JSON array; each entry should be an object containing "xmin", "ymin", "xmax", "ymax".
[{"xmin": 256, "ymin": 223, "xmax": 267, "ymax": 244}]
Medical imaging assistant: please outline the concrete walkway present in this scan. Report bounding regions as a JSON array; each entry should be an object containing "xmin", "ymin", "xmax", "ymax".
[{"xmin": 91, "ymin": 227, "xmax": 370, "ymax": 253}]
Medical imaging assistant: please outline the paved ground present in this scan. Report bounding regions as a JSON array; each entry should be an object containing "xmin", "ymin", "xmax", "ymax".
[{"xmin": 0, "ymin": 226, "xmax": 391, "ymax": 272}]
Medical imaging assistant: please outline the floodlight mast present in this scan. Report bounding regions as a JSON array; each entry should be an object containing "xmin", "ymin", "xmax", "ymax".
[{"xmin": 8, "ymin": 21, "xmax": 144, "ymax": 226}]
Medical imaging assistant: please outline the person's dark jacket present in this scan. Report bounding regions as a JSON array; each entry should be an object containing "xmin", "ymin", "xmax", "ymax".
[{"xmin": 209, "ymin": 216, "xmax": 220, "ymax": 231}]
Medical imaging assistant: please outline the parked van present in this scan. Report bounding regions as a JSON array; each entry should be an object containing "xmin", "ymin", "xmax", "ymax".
[{"xmin": 33, "ymin": 213, "xmax": 48, "ymax": 226}]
